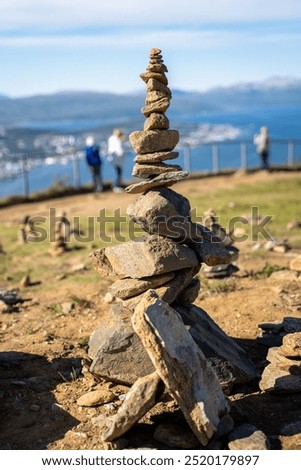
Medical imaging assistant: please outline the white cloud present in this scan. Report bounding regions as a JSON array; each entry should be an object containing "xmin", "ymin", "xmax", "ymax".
[{"xmin": 1, "ymin": 0, "xmax": 301, "ymax": 30}]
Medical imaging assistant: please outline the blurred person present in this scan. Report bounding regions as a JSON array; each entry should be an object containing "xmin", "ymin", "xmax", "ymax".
[
  {"xmin": 85, "ymin": 136, "xmax": 103, "ymax": 192},
  {"xmin": 107, "ymin": 129, "xmax": 126, "ymax": 192},
  {"xmin": 253, "ymin": 126, "xmax": 270, "ymax": 170}
]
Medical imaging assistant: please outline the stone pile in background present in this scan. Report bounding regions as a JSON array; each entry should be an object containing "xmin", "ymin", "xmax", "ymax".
[{"xmin": 201, "ymin": 208, "xmax": 240, "ymax": 279}]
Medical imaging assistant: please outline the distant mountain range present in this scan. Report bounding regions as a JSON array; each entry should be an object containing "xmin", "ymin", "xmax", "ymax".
[{"xmin": 0, "ymin": 76, "xmax": 300, "ymax": 131}]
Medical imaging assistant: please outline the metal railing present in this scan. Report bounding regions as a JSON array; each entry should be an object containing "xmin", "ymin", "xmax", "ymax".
[{"xmin": 0, "ymin": 138, "xmax": 300, "ymax": 199}]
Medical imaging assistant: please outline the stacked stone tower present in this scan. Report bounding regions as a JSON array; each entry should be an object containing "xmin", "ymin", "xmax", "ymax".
[{"xmin": 89, "ymin": 49, "xmax": 256, "ymax": 446}]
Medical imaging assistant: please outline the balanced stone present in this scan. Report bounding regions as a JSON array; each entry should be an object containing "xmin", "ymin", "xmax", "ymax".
[
  {"xmin": 90, "ymin": 235, "xmax": 198, "ymax": 279},
  {"xmin": 132, "ymin": 291, "xmax": 230, "ymax": 445},
  {"xmin": 140, "ymin": 72, "xmax": 168, "ymax": 85},
  {"xmin": 126, "ymin": 187, "xmax": 192, "ymax": 240},
  {"xmin": 144, "ymin": 113, "xmax": 170, "ymax": 131},
  {"xmin": 108, "ymin": 272, "xmax": 175, "ymax": 300},
  {"xmin": 89, "ymin": 302, "xmax": 154, "ymax": 384},
  {"xmin": 141, "ymin": 99, "xmax": 170, "ymax": 117},
  {"xmin": 146, "ymin": 79, "xmax": 171, "ymax": 94},
  {"xmin": 145, "ymin": 90, "xmax": 171, "ymax": 103},
  {"xmin": 130, "ymin": 130, "xmax": 179, "ymax": 154},
  {"xmin": 134, "ymin": 151, "xmax": 178, "ymax": 163},
  {"xmin": 125, "ymin": 171, "xmax": 189, "ymax": 194},
  {"xmin": 132, "ymin": 162, "xmax": 182, "ymax": 179}
]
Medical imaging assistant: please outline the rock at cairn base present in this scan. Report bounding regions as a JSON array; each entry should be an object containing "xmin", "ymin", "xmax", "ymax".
[
  {"xmin": 88, "ymin": 48, "xmax": 255, "ymax": 445},
  {"xmin": 132, "ymin": 291, "xmax": 230, "ymax": 445}
]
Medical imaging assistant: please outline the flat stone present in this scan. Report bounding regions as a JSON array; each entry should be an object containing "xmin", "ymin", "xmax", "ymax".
[
  {"xmin": 134, "ymin": 151, "xmax": 179, "ymax": 164},
  {"xmin": 132, "ymin": 291, "xmax": 230, "ymax": 446},
  {"xmin": 89, "ymin": 302, "xmax": 155, "ymax": 384},
  {"xmin": 129, "ymin": 130, "xmax": 179, "ymax": 154},
  {"xmin": 228, "ymin": 424, "xmax": 270, "ymax": 450},
  {"xmin": 145, "ymin": 90, "xmax": 170, "ymax": 103},
  {"xmin": 270, "ymin": 270, "xmax": 299, "ymax": 281},
  {"xmin": 175, "ymin": 304, "xmax": 257, "ymax": 389},
  {"xmin": 150, "ymin": 48, "xmax": 161, "ymax": 55},
  {"xmin": 144, "ymin": 113, "xmax": 170, "ymax": 131},
  {"xmin": 174, "ymin": 278, "xmax": 200, "ymax": 305},
  {"xmin": 108, "ymin": 272, "xmax": 175, "ymax": 300},
  {"xmin": 91, "ymin": 235, "xmax": 198, "ymax": 279},
  {"xmin": 132, "ymin": 162, "xmax": 182, "ymax": 179},
  {"xmin": 283, "ymin": 316, "xmax": 301, "ymax": 333},
  {"xmin": 77, "ymin": 389, "xmax": 115, "ymax": 407},
  {"xmin": 102, "ymin": 372, "xmax": 163, "ymax": 441},
  {"xmin": 123, "ymin": 266, "xmax": 200, "ymax": 310},
  {"xmin": 141, "ymin": 98, "xmax": 171, "ymax": 117},
  {"xmin": 140, "ymin": 72, "xmax": 168, "ymax": 85},
  {"xmin": 125, "ymin": 171, "xmax": 189, "ymax": 194},
  {"xmin": 259, "ymin": 348, "xmax": 301, "ymax": 393},
  {"xmin": 153, "ymin": 423, "xmax": 200, "ymax": 449}
]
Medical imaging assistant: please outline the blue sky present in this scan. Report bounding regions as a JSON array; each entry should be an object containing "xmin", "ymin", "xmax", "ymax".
[{"xmin": 1, "ymin": 0, "xmax": 301, "ymax": 97}]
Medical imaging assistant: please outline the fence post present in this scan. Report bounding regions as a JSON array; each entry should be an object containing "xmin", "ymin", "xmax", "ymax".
[
  {"xmin": 72, "ymin": 151, "xmax": 80, "ymax": 188},
  {"xmin": 21, "ymin": 156, "xmax": 29, "ymax": 198},
  {"xmin": 212, "ymin": 143, "xmax": 219, "ymax": 174},
  {"xmin": 240, "ymin": 141, "xmax": 247, "ymax": 169},
  {"xmin": 288, "ymin": 141, "xmax": 294, "ymax": 167},
  {"xmin": 183, "ymin": 144, "xmax": 191, "ymax": 173}
]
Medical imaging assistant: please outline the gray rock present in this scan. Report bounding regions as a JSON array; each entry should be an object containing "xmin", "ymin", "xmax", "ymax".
[
  {"xmin": 132, "ymin": 291, "xmax": 230, "ymax": 446},
  {"xmin": 144, "ymin": 112, "xmax": 169, "ymax": 131},
  {"xmin": 228, "ymin": 424, "xmax": 270, "ymax": 450},
  {"xmin": 90, "ymin": 235, "xmax": 198, "ymax": 279},
  {"xmin": 77, "ymin": 389, "xmax": 115, "ymax": 407},
  {"xmin": 125, "ymin": 171, "xmax": 189, "ymax": 194},
  {"xmin": 175, "ymin": 304, "xmax": 257, "ymax": 389},
  {"xmin": 189, "ymin": 225, "xmax": 232, "ymax": 266},
  {"xmin": 278, "ymin": 332, "xmax": 301, "ymax": 357},
  {"xmin": 290, "ymin": 256, "xmax": 301, "ymax": 272},
  {"xmin": 174, "ymin": 278, "xmax": 200, "ymax": 306},
  {"xmin": 259, "ymin": 347, "xmax": 301, "ymax": 393},
  {"xmin": 89, "ymin": 302, "xmax": 155, "ymax": 384},
  {"xmin": 108, "ymin": 273, "xmax": 175, "ymax": 300},
  {"xmin": 283, "ymin": 317, "xmax": 301, "ymax": 333},
  {"xmin": 102, "ymin": 372, "xmax": 163, "ymax": 441}
]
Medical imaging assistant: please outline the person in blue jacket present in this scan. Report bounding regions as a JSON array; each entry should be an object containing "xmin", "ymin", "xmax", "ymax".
[{"xmin": 85, "ymin": 136, "xmax": 103, "ymax": 192}]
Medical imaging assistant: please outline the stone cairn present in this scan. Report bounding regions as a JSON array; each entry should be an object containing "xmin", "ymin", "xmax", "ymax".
[
  {"xmin": 89, "ymin": 49, "xmax": 256, "ymax": 446},
  {"xmin": 201, "ymin": 208, "xmax": 240, "ymax": 279}
]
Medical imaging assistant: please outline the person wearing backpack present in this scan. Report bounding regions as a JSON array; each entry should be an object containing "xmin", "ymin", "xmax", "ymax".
[{"xmin": 85, "ymin": 136, "xmax": 103, "ymax": 192}]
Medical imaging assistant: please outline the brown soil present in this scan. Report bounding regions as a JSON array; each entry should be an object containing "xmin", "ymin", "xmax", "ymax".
[{"xmin": 0, "ymin": 171, "xmax": 301, "ymax": 450}]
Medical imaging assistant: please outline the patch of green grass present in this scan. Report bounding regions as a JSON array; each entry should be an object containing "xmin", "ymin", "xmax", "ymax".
[
  {"xmin": 254, "ymin": 263, "xmax": 284, "ymax": 279},
  {"xmin": 188, "ymin": 176, "xmax": 301, "ymax": 244}
]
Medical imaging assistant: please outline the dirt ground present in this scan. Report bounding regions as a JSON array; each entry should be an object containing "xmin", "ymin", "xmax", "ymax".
[{"xmin": 0, "ymin": 170, "xmax": 301, "ymax": 451}]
